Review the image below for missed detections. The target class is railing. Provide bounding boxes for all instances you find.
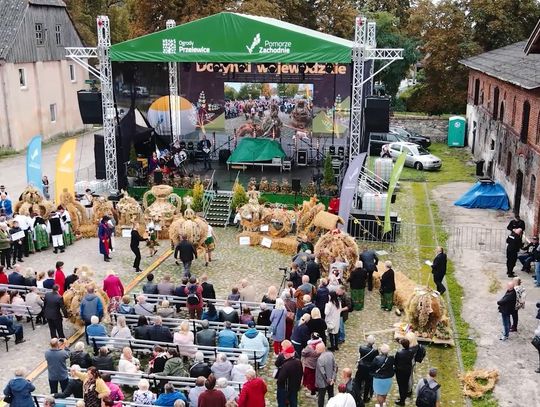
[224,171,240,228]
[361,165,387,191]
[202,169,216,218]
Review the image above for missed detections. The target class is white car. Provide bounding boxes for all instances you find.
[386,142,442,170]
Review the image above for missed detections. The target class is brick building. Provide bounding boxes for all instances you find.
[460,41,540,234]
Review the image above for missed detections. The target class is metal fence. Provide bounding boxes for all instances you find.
[349,218,508,252]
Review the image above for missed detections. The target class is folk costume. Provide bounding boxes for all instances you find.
[48,212,65,253]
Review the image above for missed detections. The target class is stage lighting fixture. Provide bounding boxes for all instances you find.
[298,63,306,73]
[325,63,334,74]
[238,63,247,72]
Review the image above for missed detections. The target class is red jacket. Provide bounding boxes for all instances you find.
[238,377,267,407]
[54,269,66,295]
[0,272,7,285]
[102,275,124,298]
[183,283,203,310]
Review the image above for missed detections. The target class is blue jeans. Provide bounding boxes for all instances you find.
[501,313,511,337]
[182,261,192,277]
[535,262,540,287]
[277,387,298,407]
[518,254,534,269]
[338,317,345,342]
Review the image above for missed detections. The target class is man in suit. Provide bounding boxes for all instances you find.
[431,247,447,294]
[130,223,147,273]
[507,213,525,232]
[174,235,197,277]
[198,134,212,170]
[0,314,25,344]
[43,284,68,339]
[148,316,173,343]
[200,274,216,299]
[359,247,378,291]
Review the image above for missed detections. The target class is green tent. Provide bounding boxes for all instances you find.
[227,138,286,163]
[110,12,353,63]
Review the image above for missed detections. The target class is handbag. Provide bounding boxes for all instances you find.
[532,335,540,350]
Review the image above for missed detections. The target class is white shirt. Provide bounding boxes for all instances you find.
[207,224,214,238]
[326,393,357,407]
[13,214,30,230]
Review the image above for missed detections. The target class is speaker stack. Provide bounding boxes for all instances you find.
[292,179,301,193]
[364,96,390,152]
[78,91,103,124]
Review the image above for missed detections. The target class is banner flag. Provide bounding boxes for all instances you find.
[338,153,367,231]
[55,139,77,203]
[383,152,406,233]
[26,135,42,191]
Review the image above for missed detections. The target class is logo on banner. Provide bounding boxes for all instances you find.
[246,33,291,54]
[162,38,210,54]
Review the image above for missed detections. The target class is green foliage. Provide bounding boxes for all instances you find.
[237,83,263,100]
[129,143,138,162]
[231,182,248,210]
[323,154,334,186]
[276,84,299,98]
[191,181,204,212]
[224,85,238,101]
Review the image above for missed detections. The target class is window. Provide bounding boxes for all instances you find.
[506,152,512,176]
[497,142,502,165]
[69,64,76,82]
[521,101,531,143]
[35,23,44,46]
[50,104,57,123]
[499,101,504,122]
[493,87,499,120]
[511,97,516,126]
[536,112,540,145]
[530,175,536,203]
[18,68,26,88]
[54,25,62,46]
[473,78,480,105]
[490,139,495,150]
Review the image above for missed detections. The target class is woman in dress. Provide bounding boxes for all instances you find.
[173,320,196,358]
[370,343,395,407]
[348,261,367,311]
[324,291,343,351]
[98,216,112,262]
[72,366,110,407]
[32,212,49,252]
[132,379,156,405]
[102,270,124,313]
[269,298,287,355]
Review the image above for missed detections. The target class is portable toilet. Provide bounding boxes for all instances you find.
[448,116,466,147]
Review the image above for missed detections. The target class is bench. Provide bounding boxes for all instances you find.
[0,325,15,351]
[0,304,38,329]
[0,284,50,295]
[32,395,159,407]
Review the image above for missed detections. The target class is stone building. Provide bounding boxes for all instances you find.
[0,0,87,150]
[460,41,540,234]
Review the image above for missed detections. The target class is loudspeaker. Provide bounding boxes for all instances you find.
[365,96,390,133]
[94,134,106,179]
[297,150,308,166]
[219,149,231,164]
[292,179,301,193]
[78,91,103,124]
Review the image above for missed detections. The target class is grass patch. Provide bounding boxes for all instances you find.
[392,111,456,119]
[0,146,17,158]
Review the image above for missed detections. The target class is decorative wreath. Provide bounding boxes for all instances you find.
[461,369,499,398]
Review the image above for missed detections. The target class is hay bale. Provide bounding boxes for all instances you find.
[78,224,97,238]
[313,211,344,230]
[314,229,358,278]
[237,232,297,255]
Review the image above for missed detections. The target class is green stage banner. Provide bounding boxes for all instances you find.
[227,138,286,163]
[111,12,353,63]
[384,153,406,234]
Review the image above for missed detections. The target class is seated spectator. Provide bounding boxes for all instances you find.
[142,273,158,295]
[148,316,173,343]
[173,277,189,298]
[217,321,238,349]
[118,346,140,373]
[198,374,226,407]
[196,319,216,346]
[148,345,169,374]
[23,267,37,287]
[216,377,238,402]
[102,373,124,406]
[157,299,175,319]
[261,285,278,305]
[132,378,156,405]
[0,266,7,285]
[239,321,270,367]
[92,346,114,371]
[190,351,212,378]
[111,315,132,339]
[173,320,196,358]
[86,315,108,347]
[256,303,271,326]
[117,295,135,315]
[8,266,25,286]
[154,383,187,407]
[219,301,239,323]
[227,286,240,308]
[70,341,92,368]
[200,274,216,299]
[157,274,174,295]
[239,307,254,325]
[163,348,187,377]
[211,353,233,380]
[10,290,25,320]
[201,301,219,322]
[237,369,267,407]
[188,376,206,407]
[134,295,155,316]
[134,315,150,340]
[36,270,46,288]
[42,269,56,289]
[53,364,83,399]
[239,279,257,303]
[230,354,251,383]
[0,288,9,307]
[24,286,44,324]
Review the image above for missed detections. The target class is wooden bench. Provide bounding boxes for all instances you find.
[32,394,159,407]
[0,325,15,351]
[0,304,38,329]
[0,284,50,295]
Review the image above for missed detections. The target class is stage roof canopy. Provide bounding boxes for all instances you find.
[110,12,354,63]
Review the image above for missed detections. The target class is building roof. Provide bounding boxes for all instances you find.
[28,0,66,5]
[0,0,27,59]
[524,19,540,55]
[460,41,540,90]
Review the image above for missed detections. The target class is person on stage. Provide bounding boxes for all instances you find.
[131,223,148,272]
[198,134,212,170]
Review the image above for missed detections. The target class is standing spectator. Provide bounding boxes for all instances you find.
[142,273,158,294]
[257,302,272,326]
[201,273,216,299]
[199,374,226,407]
[380,261,396,312]
[80,286,104,326]
[301,333,322,396]
[348,261,367,310]
[231,354,251,383]
[118,347,140,374]
[326,383,357,407]
[336,286,353,344]
[102,270,124,313]
[239,278,257,302]
[54,261,66,296]
[282,291,297,340]
[291,313,311,357]
[134,295,155,316]
[497,281,517,340]
[325,292,343,351]
[261,285,278,304]
[305,256,321,285]
[190,351,212,378]
[110,315,132,339]
[102,373,124,407]
[217,321,238,349]
[174,235,197,277]
[276,345,303,407]
[133,379,156,405]
[239,320,270,367]
[370,344,394,407]
[188,377,206,407]
[237,369,267,407]
[0,225,12,269]
[297,275,316,298]
[297,294,316,321]
[341,368,362,406]
[507,213,525,232]
[506,228,523,277]
[415,368,441,407]
[148,316,173,343]
[98,216,112,262]
[211,353,233,380]
[307,307,327,345]
[359,246,379,291]
[270,298,287,354]
[130,223,147,272]
[315,278,330,317]
[3,368,35,407]
[315,343,337,407]
[64,267,79,292]
[431,247,447,294]
[196,319,216,346]
[184,276,203,319]
[511,276,526,332]
[394,338,415,406]
[43,284,68,339]
[0,193,12,218]
[72,366,110,407]
[157,274,174,295]
[174,320,196,358]
[70,341,92,368]
[134,315,151,340]
[45,338,71,393]
[406,332,424,396]
[91,346,114,371]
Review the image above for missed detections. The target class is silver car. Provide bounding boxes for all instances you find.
[386,142,442,170]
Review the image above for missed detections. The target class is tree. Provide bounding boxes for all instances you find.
[224,85,238,100]
[237,83,262,100]
[191,181,204,212]
[233,0,285,18]
[323,154,334,187]
[260,83,272,98]
[277,83,299,98]
[231,182,248,210]
[363,0,412,22]
[315,0,357,39]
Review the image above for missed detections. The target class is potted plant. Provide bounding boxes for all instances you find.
[322,154,337,195]
[191,181,204,214]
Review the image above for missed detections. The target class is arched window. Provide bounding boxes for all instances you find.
[536,111,540,145]
[493,87,499,120]
[473,78,480,105]
[506,152,512,176]
[521,100,531,143]
[511,97,516,126]
[499,101,505,122]
[530,175,536,204]
[497,142,502,165]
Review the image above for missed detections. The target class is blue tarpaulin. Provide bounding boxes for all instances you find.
[454,182,510,210]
